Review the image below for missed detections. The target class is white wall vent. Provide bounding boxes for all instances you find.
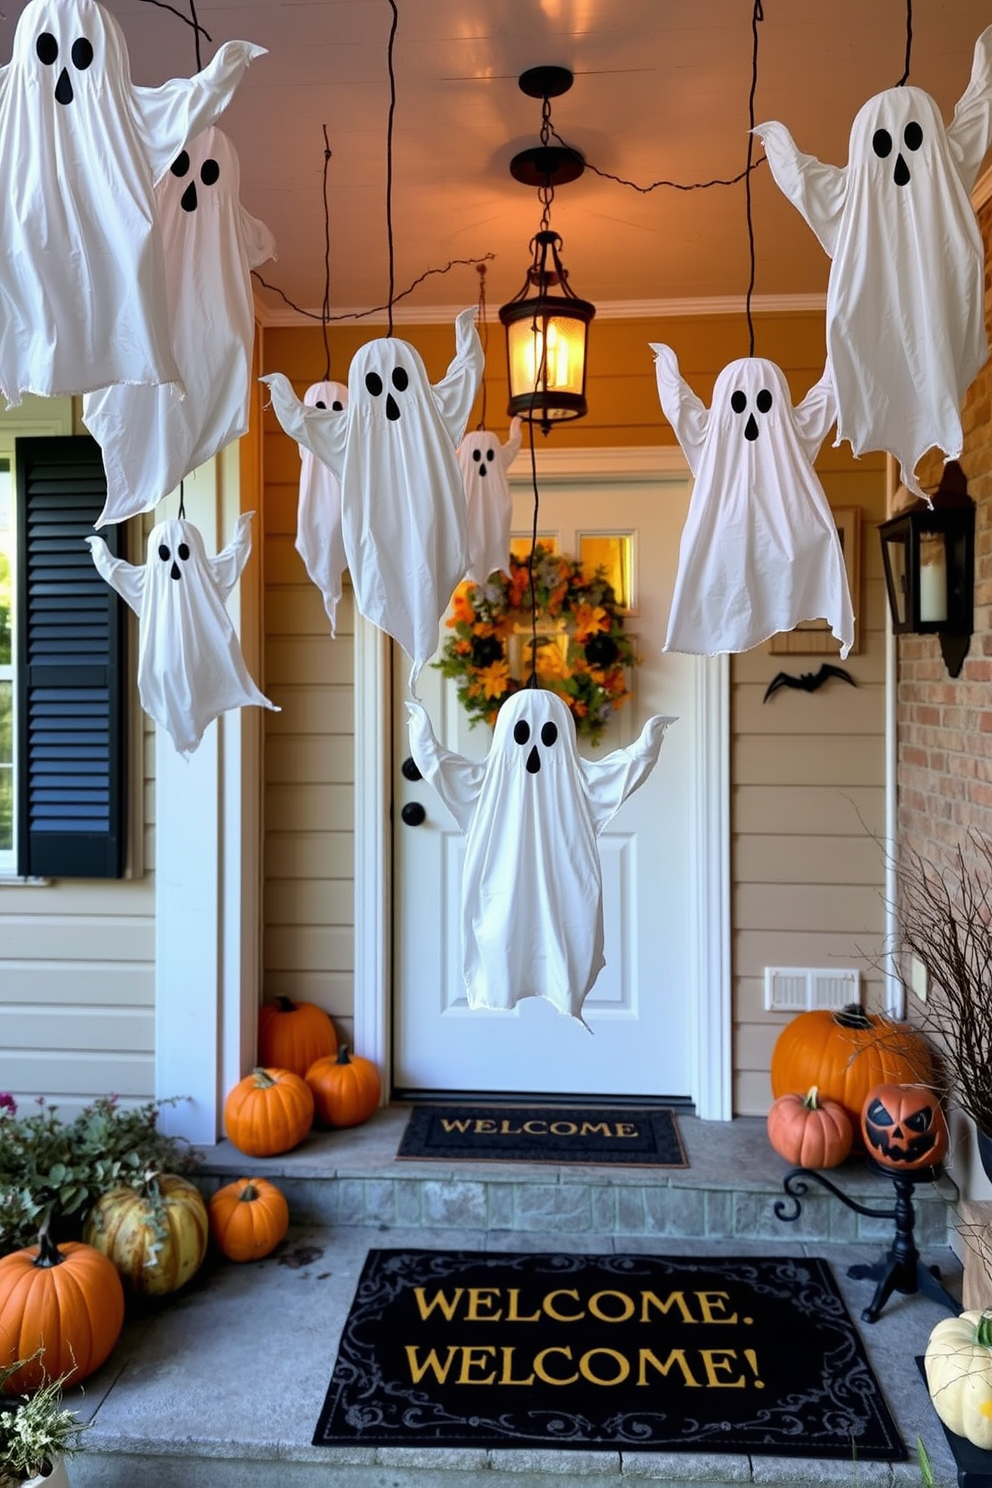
[764,967,861,1013]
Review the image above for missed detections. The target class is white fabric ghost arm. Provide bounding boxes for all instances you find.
[262,373,348,476]
[793,364,838,456]
[240,206,277,270]
[650,345,709,476]
[501,416,523,470]
[86,536,145,616]
[406,701,484,835]
[136,41,267,184]
[752,122,847,258]
[582,714,677,834]
[432,309,485,446]
[947,25,992,189]
[208,511,255,601]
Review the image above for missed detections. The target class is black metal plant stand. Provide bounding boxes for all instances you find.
[774,1161,960,1323]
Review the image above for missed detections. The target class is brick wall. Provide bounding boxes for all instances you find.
[896,195,992,878]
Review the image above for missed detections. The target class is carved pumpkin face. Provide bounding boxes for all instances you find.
[860,1082,948,1171]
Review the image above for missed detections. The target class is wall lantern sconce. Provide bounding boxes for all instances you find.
[878,460,975,677]
[499,66,596,435]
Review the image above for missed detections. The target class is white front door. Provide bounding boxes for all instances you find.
[391,446,728,1105]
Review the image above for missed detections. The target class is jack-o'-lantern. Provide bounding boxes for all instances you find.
[860,1083,949,1172]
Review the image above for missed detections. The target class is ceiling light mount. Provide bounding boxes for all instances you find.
[517,65,574,100]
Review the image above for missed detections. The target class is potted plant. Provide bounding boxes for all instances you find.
[0,1355,84,1488]
[891,832,992,1172]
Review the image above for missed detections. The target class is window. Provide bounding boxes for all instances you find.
[3,429,128,880]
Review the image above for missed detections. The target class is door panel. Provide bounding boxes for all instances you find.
[393,461,702,1098]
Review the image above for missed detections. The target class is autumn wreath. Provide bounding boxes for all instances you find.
[435,544,639,745]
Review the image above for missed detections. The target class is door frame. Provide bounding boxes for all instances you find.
[353,444,732,1119]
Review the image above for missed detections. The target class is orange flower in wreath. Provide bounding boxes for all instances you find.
[573,603,609,643]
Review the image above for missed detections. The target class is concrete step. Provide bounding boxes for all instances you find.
[67,1222,963,1488]
[192,1106,957,1246]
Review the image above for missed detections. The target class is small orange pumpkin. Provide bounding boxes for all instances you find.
[0,1229,125,1391]
[306,1045,381,1128]
[209,1177,290,1262]
[766,1086,854,1169]
[860,1083,949,1172]
[224,1067,314,1157]
[770,1003,936,1132]
[258,996,337,1078]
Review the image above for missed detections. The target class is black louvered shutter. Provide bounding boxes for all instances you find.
[16,436,127,878]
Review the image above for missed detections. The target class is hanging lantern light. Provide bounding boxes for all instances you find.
[878,461,975,677]
[499,67,596,435]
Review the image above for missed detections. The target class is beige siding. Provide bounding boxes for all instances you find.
[262,370,356,1045]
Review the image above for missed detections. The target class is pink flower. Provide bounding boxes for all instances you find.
[0,1092,17,1116]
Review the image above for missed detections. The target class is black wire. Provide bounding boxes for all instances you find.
[321,125,333,381]
[549,125,766,194]
[385,0,399,336]
[896,0,913,85]
[526,410,540,688]
[745,0,763,358]
[251,253,496,322]
[178,479,186,521]
[188,0,202,69]
[476,264,488,430]
[135,0,211,54]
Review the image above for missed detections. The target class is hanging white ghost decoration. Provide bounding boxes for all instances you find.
[87,514,278,758]
[408,690,674,1026]
[457,418,522,583]
[754,26,992,499]
[261,308,484,680]
[294,379,349,636]
[83,127,275,528]
[652,346,853,658]
[0,0,265,408]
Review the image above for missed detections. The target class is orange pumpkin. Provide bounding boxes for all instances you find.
[209,1178,290,1262]
[306,1045,381,1128]
[0,1230,125,1392]
[258,996,337,1078]
[224,1067,314,1157]
[861,1083,949,1172]
[770,1004,935,1132]
[766,1085,854,1169]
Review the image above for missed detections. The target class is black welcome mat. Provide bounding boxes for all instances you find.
[397,1103,687,1167]
[313,1250,906,1460]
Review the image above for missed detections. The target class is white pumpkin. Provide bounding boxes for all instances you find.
[924,1309,992,1449]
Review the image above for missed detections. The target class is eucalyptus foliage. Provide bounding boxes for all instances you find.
[0,1094,200,1256]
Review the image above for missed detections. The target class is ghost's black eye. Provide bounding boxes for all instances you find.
[872,128,893,159]
[391,366,409,392]
[365,372,383,397]
[332,399,343,411]
[200,158,220,187]
[472,449,481,463]
[730,390,747,414]
[486,449,495,462]
[315,400,327,409]
[158,544,171,562]
[36,33,58,65]
[71,37,93,70]
[904,121,923,152]
[755,389,773,414]
[177,543,190,562]
[513,719,531,746]
[171,151,191,178]
[541,721,558,747]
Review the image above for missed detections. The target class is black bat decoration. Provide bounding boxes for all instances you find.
[763,663,857,703]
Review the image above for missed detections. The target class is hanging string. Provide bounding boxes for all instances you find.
[177,478,186,521]
[475,263,489,429]
[744,0,763,358]
[896,0,913,85]
[135,0,211,61]
[525,405,543,689]
[252,254,496,323]
[548,124,766,195]
[385,0,399,336]
[320,125,333,381]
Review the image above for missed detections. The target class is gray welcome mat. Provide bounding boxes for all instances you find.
[313,1250,906,1459]
[397,1103,687,1167]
